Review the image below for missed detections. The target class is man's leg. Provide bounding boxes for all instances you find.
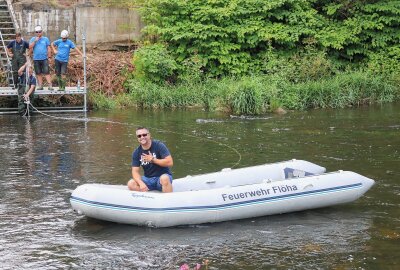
[127,179,140,191]
[34,60,43,90]
[17,84,26,115]
[11,58,19,88]
[60,61,68,90]
[160,174,173,193]
[36,75,43,89]
[42,59,53,90]
[15,57,27,88]
[55,60,63,90]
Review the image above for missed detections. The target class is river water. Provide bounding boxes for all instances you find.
[0,104,399,269]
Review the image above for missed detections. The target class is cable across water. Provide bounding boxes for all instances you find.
[25,103,242,168]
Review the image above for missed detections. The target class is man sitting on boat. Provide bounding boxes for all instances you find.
[127,127,174,192]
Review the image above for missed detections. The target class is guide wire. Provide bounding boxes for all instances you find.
[24,104,242,168]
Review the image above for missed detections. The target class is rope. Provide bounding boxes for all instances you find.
[25,101,242,168]
[27,102,89,122]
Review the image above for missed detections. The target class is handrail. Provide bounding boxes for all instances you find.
[0,29,14,87]
[6,0,20,33]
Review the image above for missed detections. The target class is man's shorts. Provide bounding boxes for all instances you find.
[34,59,49,75]
[55,59,68,76]
[142,174,173,191]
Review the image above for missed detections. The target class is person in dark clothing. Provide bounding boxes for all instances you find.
[7,33,29,88]
[127,127,174,193]
[17,62,36,115]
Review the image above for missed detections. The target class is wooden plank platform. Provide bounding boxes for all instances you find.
[0,87,87,96]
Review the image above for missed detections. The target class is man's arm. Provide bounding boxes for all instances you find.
[141,148,173,167]
[47,44,52,58]
[131,166,149,192]
[51,42,57,55]
[7,42,13,58]
[7,48,13,58]
[18,62,29,76]
[29,37,38,50]
[23,84,36,100]
[73,46,84,58]
[152,154,173,167]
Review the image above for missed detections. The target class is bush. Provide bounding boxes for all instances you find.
[132,44,178,83]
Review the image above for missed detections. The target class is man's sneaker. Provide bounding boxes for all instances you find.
[48,86,54,91]
[37,86,43,90]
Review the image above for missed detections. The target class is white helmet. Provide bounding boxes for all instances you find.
[34,25,42,32]
[61,30,69,38]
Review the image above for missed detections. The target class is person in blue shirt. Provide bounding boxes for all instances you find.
[51,30,83,90]
[127,127,174,193]
[29,25,53,90]
[7,33,29,88]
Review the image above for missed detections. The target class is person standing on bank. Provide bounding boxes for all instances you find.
[29,25,53,90]
[51,30,83,90]
[7,33,29,88]
[127,127,174,193]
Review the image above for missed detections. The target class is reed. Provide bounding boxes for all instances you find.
[91,71,399,114]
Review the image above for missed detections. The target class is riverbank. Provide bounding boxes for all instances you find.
[90,71,400,114]
[1,49,398,114]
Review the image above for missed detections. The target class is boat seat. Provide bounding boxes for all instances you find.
[284,167,315,179]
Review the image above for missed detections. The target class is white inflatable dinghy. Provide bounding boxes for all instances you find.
[70,159,375,227]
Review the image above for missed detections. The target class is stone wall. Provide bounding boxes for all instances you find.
[11,1,142,45]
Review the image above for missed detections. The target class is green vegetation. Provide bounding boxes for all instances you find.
[134,0,400,76]
[91,72,399,114]
[93,0,400,114]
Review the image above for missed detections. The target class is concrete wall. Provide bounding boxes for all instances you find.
[12,3,142,45]
[75,7,143,45]
[14,6,75,42]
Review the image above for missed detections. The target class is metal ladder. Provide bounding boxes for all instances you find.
[0,0,18,88]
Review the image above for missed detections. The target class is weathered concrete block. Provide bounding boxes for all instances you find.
[12,2,142,45]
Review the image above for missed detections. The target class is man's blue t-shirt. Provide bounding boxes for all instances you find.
[131,140,172,178]
[54,39,75,62]
[19,73,37,87]
[29,37,50,60]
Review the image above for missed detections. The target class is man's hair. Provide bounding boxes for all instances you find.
[15,33,21,38]
[136,126,149,132]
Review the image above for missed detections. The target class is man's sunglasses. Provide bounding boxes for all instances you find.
[35,31,42,33]
[137,133,148,138]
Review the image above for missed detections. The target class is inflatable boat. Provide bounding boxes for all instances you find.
[70,160,375,227]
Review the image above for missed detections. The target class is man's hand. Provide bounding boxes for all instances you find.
[141,152,154,163]
[138,182,149,192]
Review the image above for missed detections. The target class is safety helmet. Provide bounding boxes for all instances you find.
[34,25,42,32]
[61,30,69,38]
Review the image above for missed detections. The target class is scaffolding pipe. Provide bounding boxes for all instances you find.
[82,31,87,112]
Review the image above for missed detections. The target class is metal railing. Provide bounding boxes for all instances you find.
[6,0,20,33]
